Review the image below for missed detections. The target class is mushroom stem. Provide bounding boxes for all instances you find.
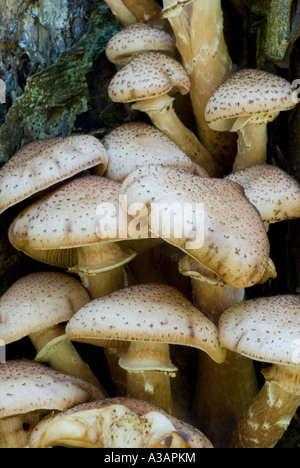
[132,95,220,176]
[30,325,102,389]
[104,0,137,26]
[0,412,43,448]
[119,342,178,415]
[104,0,165,29]
[231,365,300,448]
[233,124,268,172]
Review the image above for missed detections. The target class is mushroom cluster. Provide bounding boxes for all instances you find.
[0,0,299,449]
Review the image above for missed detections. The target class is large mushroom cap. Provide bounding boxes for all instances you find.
[8,175,136,270]
[101,122,209,182]
[106,23,176,65]
[0,359,105,419]
[205,69,297,132]
[29,397,214,448]
[66,283,227,364]
[121,164,270,288]
[219,295,300,366]
[0,272,90,344]
[108,51,190,103]
[226,164,300,224]
[0,135,108,215]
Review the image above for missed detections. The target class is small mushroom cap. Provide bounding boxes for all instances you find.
[8,175,136,269]
[101,121,209,182]
[29,397,214,448]
[66,283,226,364]
[226,164,300,223]
[106,23,176,65]
[0,272,90,344]
[0,135,108,215]
[205,69,297,132]
[121,164,270,288]
[108,51,190,103]
[0,359,105,419]
[219,295,300,366]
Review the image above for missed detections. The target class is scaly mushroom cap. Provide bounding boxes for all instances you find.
[219,295,300,366]
[226,164,300,224]
[0,135,108,215]
[106,23,176,65]
[8,175,136,269]
[121,164,270,288]
[205,69,297,132]
[0,272,90,344]
[101,122,209,182]
[66,283,227,364]
[29,397,214,448]
[0,359,105,419]
[108,51,191,103]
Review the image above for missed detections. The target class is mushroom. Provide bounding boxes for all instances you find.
[0,271,101,388]
[205,69,297,172]
[219,295,300,448]
[225,164,300,226]
[66,283,227,416]
[108,51,220,176]
[162,0,237,167]
[104,0,166,29]
[0,135,108,216]
[29,397,214,448]
[0,359,105,448]
[8,175,137,300]
[106,23,176,66]
[98,121,209,182]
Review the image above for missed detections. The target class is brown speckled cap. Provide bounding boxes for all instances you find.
[0,359,105,419]
[0,135,108,215]
[219,295,300,366]
[108,51,190,103]
[0,272,90,344]
[205,69,296,132]
[226,164,300,224]
[29,397,214,448]
[100,121,209,182]
[66,283,227,364]
[106,23,176,65]
[121,164,270,288]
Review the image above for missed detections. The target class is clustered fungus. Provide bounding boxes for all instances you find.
[0,0,299,450]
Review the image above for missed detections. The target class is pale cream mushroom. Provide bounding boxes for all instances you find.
[108,52,220,176]
[29,397,214,448]
[226,164,300,226]
[0,135,108,215]
[162,0,236,167]
[106,23,176,66]
[66,283,226,417]
[8,175,137,300]
[0,272,101,388]
[219,295,300,448]
[104,0,166,29]
[205,69,297,172]
[0,359,105,448]
[99,121,209,182]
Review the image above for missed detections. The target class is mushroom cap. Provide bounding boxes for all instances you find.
[225,164,300,224]
[121,164,270,288]
[0,359,105,419]
[0,135,108,215]
[0,272,90,344]
[29,397,214,448]
[101,121,209,182]
[106,23,176,65]
[8,175,136,269]
[219,295,300,366]
[108,51,191,103]
[66,283,227,364]
[205,69,297,132]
